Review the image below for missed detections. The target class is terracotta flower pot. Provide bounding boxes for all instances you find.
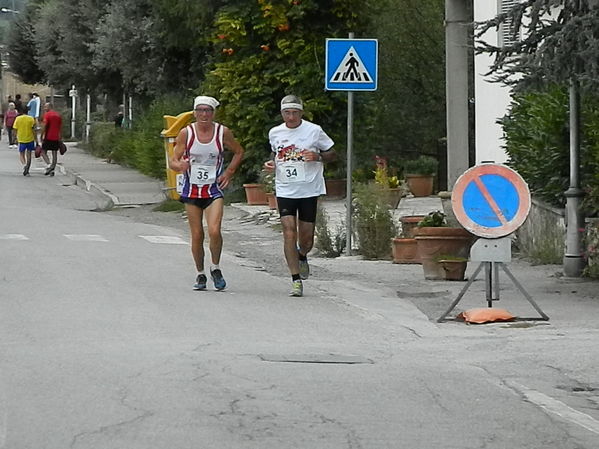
[399,215,425,238]
[384,187,403,209]
[243,183,268,205]
[325,178,346,199]
[391,237,420,264]
[439,259,468,281]
[266,192,278,210]
[414,227,475,280]
[405,174,434,197]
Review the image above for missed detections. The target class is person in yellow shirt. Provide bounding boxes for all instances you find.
[13,114,38,176]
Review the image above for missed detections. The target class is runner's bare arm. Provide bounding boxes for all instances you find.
[169,128,190,173]
[218,126,244,189]
[300,147,336,162]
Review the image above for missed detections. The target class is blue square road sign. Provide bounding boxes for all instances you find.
[325,39,378,91]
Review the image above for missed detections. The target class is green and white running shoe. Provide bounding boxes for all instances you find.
[289,280,303,297]
[298,253,310,280]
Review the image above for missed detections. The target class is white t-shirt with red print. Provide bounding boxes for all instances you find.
[268,119,334,198]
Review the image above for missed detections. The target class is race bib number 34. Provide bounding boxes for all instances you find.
[190,164,216,185]
[277,161,306,183]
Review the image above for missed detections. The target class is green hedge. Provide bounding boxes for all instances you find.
[87,96,189,180]
[501,86,599,215]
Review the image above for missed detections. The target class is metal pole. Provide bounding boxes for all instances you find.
[128,95,133,128]
[345,32,355,256]
[563,78,585,276]
[445,0,470,189]
[70,84,76,139]
[85,94,91,143]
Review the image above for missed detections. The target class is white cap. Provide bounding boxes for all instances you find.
[193,96,220,110]
[280,94,303,111]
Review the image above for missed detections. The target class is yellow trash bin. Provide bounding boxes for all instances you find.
[161,111,194,200]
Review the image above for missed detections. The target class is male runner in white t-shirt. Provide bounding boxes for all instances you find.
[264,95,336,297]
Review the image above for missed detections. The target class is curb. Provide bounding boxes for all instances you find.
[56,164,117,211]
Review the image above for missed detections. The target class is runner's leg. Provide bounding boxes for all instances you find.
[185,203,205,272]
[297,220,315,257]
[281,215,300,275]
[203,198,224,266]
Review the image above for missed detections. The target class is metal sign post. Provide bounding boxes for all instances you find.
[325,35,378,255]
[69,85,77,139]
[438,163,549,322]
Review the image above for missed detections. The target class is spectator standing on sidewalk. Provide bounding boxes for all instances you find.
[14,94,25,115]
[4,102,19,147]
[40,103,62,176]
[26,93,41,121]
[13,112,38,176]
[169,95,244,291]
[114,104,125,128]
[263,95,336,297]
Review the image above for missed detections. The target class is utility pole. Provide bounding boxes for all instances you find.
[563,0,585,277]
[445,0,471,189]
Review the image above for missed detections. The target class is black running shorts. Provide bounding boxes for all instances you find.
[42,139,60,151]
[277,196,319,223]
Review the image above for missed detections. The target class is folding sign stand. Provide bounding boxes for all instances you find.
[437,237,550,322]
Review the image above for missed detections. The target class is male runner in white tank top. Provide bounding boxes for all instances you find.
[170,95,244,291]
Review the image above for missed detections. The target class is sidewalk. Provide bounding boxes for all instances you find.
[56,143,599,328]
[56,142,166,209]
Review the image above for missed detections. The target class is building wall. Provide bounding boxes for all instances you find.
[474,1,512,165]
[1,70,54,108]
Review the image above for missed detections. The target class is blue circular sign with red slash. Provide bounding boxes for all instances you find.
[451,164,531,238]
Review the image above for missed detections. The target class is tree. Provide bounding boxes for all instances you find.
[363,0,446,168]
[6,1,45,85]
[203,0,375,181]
[476,0,599,89]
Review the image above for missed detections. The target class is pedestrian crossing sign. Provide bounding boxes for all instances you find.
[325,39,378,91]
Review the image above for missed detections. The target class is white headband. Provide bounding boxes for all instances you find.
[281,103,303,111]
[193,96,220,110]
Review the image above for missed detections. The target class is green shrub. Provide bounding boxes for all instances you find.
[91,95,189,179]
[315,205,346,258]
[501,86,570,208]
[88,122,121,159]
[404,155,438,176]
[352,182,396,259]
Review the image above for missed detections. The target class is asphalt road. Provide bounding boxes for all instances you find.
[1,144,599,448]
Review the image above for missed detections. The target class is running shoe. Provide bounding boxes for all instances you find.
[211,269,227,291]
[45,167,54,176]
[298,253,310,280]
[22,167,29,176]
[289,280,303,297]
[193,274,207,290]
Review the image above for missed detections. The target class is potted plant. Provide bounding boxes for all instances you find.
[437,255,468,281]
[391,234,420,264]
[414,211,475,280]
[324,163,347,199]
[391,215,425,264]
[373,156,403,208]
[243,172,269,206]
[404,155,438,197]
[260,171,277,209]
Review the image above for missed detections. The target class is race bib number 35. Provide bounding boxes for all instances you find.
[277,161,306,183]
[190,164,217,185]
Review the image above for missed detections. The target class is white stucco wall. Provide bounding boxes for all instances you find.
[474,2,512,165]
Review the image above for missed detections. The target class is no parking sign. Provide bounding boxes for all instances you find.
[451,164,531,239]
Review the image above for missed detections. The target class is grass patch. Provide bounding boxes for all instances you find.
[153,199,185,212]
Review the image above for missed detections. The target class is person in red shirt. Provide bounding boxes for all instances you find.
[41,102,62,176]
